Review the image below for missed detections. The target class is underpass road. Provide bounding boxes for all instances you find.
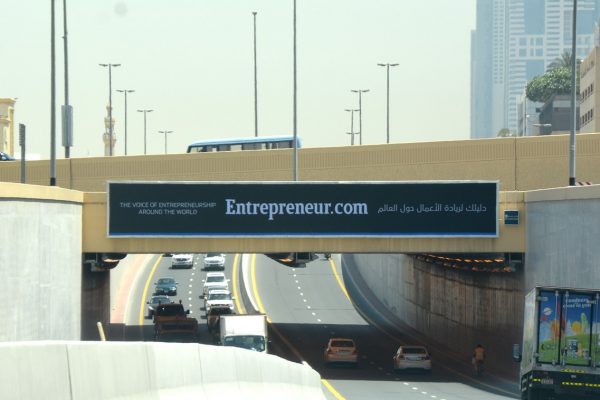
[117,253,518,399]
[252,254,518,400]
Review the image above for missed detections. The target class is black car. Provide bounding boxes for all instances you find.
[154,277,178,296]
[146,295,173,318]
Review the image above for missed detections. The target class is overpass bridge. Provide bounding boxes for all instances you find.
[2,134,600,398]
[4,133,600,254]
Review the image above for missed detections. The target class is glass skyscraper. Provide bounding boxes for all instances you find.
[471,0,600,138]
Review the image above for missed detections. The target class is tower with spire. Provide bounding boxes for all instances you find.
[103,103,117,156]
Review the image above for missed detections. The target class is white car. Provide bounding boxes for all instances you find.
[203,253,226,270]
[202,272,229,297]
[204,289,234,313]
[393,345,432,373]
[171,253,194,269]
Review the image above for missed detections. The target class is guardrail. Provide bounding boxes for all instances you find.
[0,341,325,400]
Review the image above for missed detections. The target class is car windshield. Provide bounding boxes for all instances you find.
[224,335,265,352]
[206,253,222,257]
[151,296,170,304]
[402,347,427,354]
[206,276,225,283]
[157,278,175,285]
[331,340,354,348]
[209,293,231,300]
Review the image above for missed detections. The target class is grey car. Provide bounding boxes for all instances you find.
[154,277,178,296]
[146,295,173,318]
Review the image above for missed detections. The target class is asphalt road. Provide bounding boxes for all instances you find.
[119,253,520,400]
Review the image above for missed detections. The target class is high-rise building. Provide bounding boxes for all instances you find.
[471,0,600,139]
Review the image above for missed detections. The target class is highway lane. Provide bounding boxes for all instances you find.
[118,252,518,399]
[123,253,236,343]
[251,254,518,400]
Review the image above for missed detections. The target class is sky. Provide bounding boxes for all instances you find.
[1,0,476,159]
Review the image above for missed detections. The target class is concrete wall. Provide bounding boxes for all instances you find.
[344,253,523,376]
[2,133,600,193]
[524,185,600,291]
[0,341,325,400]
[343,185,600,380]
[0,183,83,340]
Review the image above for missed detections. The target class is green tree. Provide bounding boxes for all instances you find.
[496,128,513,137]
[547,51,574,71]
[526,67,573,103]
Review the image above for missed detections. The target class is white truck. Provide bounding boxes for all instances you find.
[514,286,600,400]
[219,314,268,353]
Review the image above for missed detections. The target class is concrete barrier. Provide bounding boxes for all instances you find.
[0,341,325,400]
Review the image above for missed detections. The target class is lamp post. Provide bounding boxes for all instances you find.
[345,109,359,146]
[116,89,134,155]
[569,0,578,186]
[99,63,121,156]
[292,0,298,181]
[351,89,369,145]
[377,63,398,144]
[50,0,56,186]
[62,0,72,159]
[137,109,153,155]
[253,11,258,137]
[158,130,173,154]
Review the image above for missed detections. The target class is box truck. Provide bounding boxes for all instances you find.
[220,314,268,353]
[514,286,600,399]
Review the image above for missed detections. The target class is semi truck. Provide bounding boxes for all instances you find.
[153,302,198,342]
[219,314,268,353]
[514,286,600,399]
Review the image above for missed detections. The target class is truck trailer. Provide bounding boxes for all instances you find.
[514,286,600,399]
[219,314,268,353]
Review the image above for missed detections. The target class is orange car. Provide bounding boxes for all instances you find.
[324,338,358,366]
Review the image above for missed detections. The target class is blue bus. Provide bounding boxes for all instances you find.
[186,135,301,153]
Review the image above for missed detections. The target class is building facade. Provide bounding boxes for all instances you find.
[580,46,600,132]
[471,0,600,139]
[0,98,16,156]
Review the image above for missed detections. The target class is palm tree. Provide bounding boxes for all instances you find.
[547,52,571,71]
[546,51,578,72]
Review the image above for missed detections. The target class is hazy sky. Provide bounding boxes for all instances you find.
[2,1,475,159]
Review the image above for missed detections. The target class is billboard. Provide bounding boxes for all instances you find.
[107,181,498,238]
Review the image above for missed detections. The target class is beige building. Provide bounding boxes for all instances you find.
[580,47,600,133]
[0,98,16,156]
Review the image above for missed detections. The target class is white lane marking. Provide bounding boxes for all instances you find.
[295,280,299,283]
[317,319,321,322]
[303,299,307,303]
[311,312,316,316]
[297,286,301,290]
[299,293,304,296]
[307,305,311,309]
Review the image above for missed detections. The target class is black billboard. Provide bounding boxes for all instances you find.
[107,181,498,238]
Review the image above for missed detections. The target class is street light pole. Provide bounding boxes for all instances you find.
[293,0,298,181]
[99,63,121,156]
[50,0,56,186]
[62,0,72,159]
[351,89,369,145]
[345,109,359,146]
[569,0,578,186]
[116,89,134,155]
[377,63,398,144]
[158,130,174,154]
[253,11,258,137]
[137,109,153,155]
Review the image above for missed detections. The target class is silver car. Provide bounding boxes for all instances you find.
[393,345,432,373]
